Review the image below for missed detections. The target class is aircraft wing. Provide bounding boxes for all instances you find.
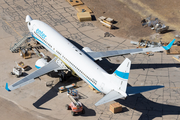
[86,39,175,60]
[6,57,67,91]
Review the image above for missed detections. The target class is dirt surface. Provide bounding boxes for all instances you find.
[82,0,180,42]
[0,97,58,120]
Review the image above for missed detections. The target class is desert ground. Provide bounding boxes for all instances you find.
[83,0,180,42]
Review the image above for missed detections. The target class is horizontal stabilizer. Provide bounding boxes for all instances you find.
[126,85,164,96]
[95,90,125,106]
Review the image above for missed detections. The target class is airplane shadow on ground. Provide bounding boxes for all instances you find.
[115,93,180,120]
[98,59,180,119]
[99,59,180,119]
[33,76,80,110]
[97,58,180,73]
[33,80,60,110]
[33,76,96,116]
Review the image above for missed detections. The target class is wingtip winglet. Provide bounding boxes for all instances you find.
[163,39,175,50]
[5,83,11,92]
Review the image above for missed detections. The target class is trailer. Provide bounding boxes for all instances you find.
[11,67,23,77]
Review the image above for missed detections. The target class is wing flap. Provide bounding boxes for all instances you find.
[87,39,175,60]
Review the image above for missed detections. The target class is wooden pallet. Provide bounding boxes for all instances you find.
[75,5,92,13]
[100,20,112,29]
[88,85,100,93]
[19,49,31,59]
[67,0,83,6]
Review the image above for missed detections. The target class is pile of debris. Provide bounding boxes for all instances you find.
[131,39,163,48]
[104,32,115,37]
[141,15,169,33]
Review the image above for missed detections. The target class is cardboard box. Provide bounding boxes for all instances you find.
[110,102,122,113]
[77,12,91,22]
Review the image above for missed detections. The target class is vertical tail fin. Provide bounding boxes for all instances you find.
[113,58,131,92]
[95,58,131,106]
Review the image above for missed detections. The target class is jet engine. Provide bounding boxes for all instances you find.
[35,58,48,69]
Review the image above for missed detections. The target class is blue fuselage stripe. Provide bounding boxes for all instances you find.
[32,34,52,52]
[114,70,129,79]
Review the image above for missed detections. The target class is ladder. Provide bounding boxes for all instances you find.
[10,35,31,53]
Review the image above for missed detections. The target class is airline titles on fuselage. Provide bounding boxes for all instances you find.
[34,29,52,48]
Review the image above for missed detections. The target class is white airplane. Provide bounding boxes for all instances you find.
[6,15,175,106]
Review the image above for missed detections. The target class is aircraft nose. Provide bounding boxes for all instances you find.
[25,15,33,22]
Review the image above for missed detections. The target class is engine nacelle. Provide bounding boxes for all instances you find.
[35,58,48,69]
[82,47,93,52]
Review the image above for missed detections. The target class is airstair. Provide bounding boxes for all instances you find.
[10,33,31,53]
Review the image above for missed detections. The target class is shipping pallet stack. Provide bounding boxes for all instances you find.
[66,0,93,22]
[88,85,100,93]
[98,16,114,29]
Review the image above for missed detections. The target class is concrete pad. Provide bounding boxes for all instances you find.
[0,0,180,120]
